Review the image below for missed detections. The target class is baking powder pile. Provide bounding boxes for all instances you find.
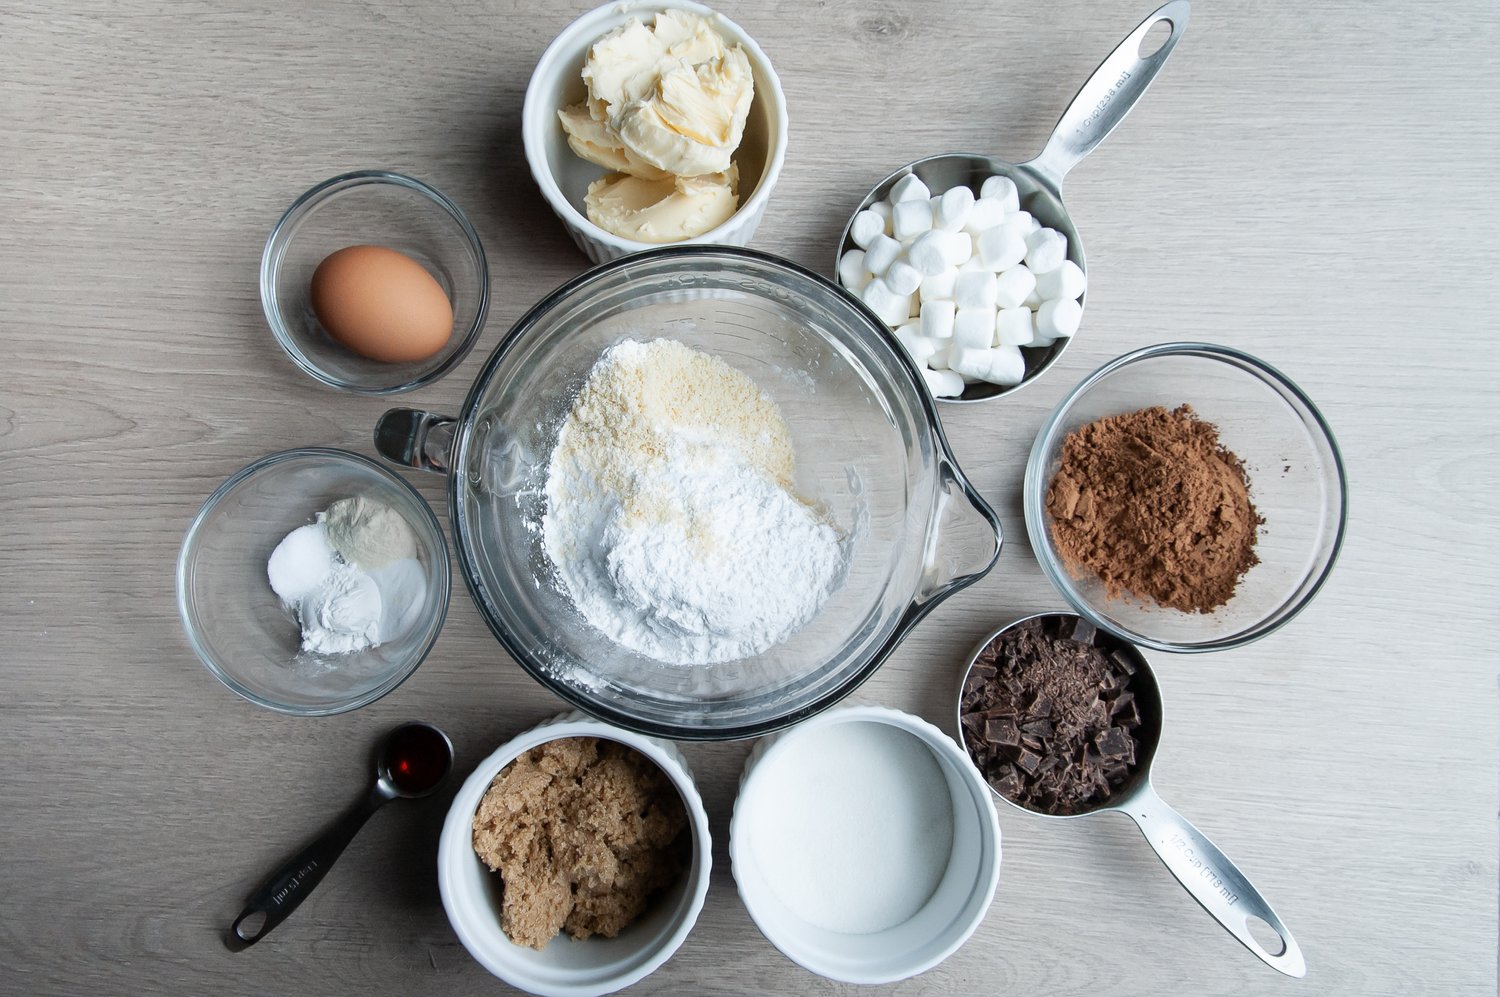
[541,339,843,665]
[267,496,427,655]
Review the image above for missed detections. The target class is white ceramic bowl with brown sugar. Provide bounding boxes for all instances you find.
[521,0,788,264]
[437,712,712,997]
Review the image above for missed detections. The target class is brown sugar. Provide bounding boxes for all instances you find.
[472,736,689,950]
[1045,404,1262,614]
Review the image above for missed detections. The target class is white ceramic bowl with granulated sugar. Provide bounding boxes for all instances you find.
[522,0,788,264]
[438,712,712,997]
[729,705,1001,984]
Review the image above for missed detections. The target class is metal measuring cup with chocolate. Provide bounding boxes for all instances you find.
[957,613,1305,977]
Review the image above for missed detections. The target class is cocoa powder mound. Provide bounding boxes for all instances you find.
[1045,404,1262,613]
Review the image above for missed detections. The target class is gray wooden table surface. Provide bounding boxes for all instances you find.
[4,1,1496,994]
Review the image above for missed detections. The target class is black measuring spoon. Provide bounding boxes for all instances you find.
[228,721,454,948]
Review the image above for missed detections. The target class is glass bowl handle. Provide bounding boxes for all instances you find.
[375,409,456,474]
[897,454,1002,638]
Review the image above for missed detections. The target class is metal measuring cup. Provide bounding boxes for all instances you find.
[956,613,1306,977]
[837,1,1189,403]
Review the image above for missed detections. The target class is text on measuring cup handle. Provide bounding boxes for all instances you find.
[1072,70,1132,138]
[1161,830,1240,907]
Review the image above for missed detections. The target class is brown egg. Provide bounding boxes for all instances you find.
[310,245,454,363]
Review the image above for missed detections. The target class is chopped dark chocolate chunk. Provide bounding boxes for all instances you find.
[985,717,1021,747]
[1015,748,1044,776]
[1095,727,1132,758]
[959,616,1147,816]
[1020,719,1054,738]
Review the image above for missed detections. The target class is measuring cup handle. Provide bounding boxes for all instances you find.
[1123,784,1306,978]
[1024,0,1190,189]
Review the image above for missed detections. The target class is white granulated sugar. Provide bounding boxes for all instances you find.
[745,721,955,934]
[542,338,844,665]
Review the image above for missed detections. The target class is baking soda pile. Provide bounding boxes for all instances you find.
[541,339,844,665]
[839,173,1086,396]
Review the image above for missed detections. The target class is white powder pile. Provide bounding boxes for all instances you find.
[743,721,955,934]
[542,338,843,665]
[266,497,427,655]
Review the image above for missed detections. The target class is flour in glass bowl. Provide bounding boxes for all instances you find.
[541,338,844,665]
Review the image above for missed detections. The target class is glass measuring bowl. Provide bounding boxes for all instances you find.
[376,247,1002,740]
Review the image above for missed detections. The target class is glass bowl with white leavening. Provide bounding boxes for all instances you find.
[177,449,451,715]
[373,247,1002,740]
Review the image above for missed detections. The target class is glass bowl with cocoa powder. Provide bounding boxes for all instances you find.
[1024,343,1347,653]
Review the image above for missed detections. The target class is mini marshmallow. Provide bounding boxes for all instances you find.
[954,270,998,310]
[850,210,885,249]
[996,215,1030,245]
[928,341,952,369]
[990,345,1028,385]
[923,367,965,397]
[996,306,1036,346]
[1025,228,1067,274]
[1009,210,1040,234]
[980,175,1020,213]
[838,249,867,288]
[861,277,911,327]
[871,200,893,226]
[1023,286,1043,309]
[885,260,921,296]
[919,268,958,301]
[895,324,940,364]
[959,255,988,273]
[995,266,1037,309]
[905,231,950,276]
[952,345,1025,386]
[1034,259,1085,301]
[1035,297,1082,339]
[977,226,1027,271]
[941,230,973,267]
[953,307,997,350]
[964,197,1009,235]
[948,347,992,380]
[864,234,901,277]
[892,199,933,240]
[935,185,976,231]
[890,173,931,204]
[920,298,956,339]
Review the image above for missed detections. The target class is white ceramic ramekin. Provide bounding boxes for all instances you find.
[521,0,788,264]
[729,705,1002,985]
[438,712,712,997]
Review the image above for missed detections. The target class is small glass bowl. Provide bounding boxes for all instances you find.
[260,171,489,394]
[1024,343,1347,653]
[177,448,451,715]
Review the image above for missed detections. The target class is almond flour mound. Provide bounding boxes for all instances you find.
[551,337,795,492]
[541,339,844,664]
[471,736,689,950]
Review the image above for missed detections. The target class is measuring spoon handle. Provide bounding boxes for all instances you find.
[1124,784,1306,977]
[228,786,389,948]
[1026,0,1190,188]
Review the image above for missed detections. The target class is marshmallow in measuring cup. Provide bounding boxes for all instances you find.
[840,171,1084,395]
